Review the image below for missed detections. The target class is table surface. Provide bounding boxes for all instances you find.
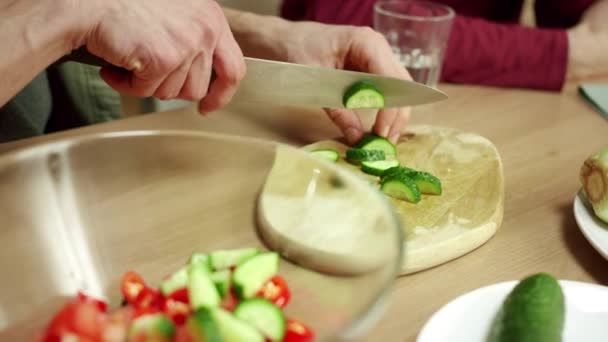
[2,83,607,341]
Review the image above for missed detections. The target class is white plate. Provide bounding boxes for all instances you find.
[574,190,608,260]
[417,280,608,342]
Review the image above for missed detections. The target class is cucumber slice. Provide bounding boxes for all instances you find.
[210,269,232,298]
[160,266,188,296]
[361,160,400,177]
[212,307,265,342]
[343,80,385,109]
[210,248,259,270]
[354,134,397,156]
[234,299,286,341]
[411,171,442,195]
[188,262,221,309]
[128,313,175,341]
[189,253,211,269]
[381,174,421,203]
[345,148,385,164]
[310,149,339,162]
[233,252,279,299]
[187,308,222,342]
[381,165,417,179]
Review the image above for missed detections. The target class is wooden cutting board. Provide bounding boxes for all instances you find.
[303,125,505,275]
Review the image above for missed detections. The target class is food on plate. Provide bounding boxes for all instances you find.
[37,248,314,342]
[487,273,565,342]
[580,146,608,223]
[309,149,339,162]
[342,80,385,109]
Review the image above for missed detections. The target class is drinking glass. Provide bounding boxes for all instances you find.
[374,0,455,88]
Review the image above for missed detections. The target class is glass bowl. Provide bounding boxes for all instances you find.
[0,130,402,341]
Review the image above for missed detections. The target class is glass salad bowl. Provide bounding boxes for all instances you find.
[0,130,402,341]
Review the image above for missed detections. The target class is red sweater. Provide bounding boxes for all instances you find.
[281,0,596,91]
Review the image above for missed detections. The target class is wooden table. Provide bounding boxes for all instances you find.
[1,83,607,341]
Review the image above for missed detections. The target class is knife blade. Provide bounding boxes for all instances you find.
[61,49,447,108]
[234,58,447,109]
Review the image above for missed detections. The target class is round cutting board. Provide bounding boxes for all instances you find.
[304,125,505,275]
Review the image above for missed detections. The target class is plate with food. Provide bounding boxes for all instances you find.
[418,273,608,342]
[576,146,608,260]
[295,126,505,275]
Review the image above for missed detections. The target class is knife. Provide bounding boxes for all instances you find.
[60,48,447,109]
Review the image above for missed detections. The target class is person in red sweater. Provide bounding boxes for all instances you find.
[281,0,608,91]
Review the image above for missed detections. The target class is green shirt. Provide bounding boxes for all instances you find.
[0,62,121,143]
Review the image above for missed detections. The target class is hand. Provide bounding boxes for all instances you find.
[84,0,246,113]
[279,22,412,145]
[567,0,608,81]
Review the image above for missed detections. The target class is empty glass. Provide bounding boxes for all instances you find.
[374,0,455,88]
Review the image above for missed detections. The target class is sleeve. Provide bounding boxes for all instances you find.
[441,15,568,91]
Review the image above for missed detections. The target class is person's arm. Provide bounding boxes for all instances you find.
[441,15,568,91]
[223,7,411,145]
[1,0,245,113]
[0,0,88,107]
[566,0,608,81]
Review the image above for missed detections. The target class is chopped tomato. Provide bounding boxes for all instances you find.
[134,287,163,310]
[77,291,108,312]
[167,288,189,304]
[174,325,195,342]
[42,300,105,342]
[257,275,291,308]
[121,271,146,305]
[133,306,162,319]
[163,297,191,325]
[221,288,239,312]
[283,319,315,342]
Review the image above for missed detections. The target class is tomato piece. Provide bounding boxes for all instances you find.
[77,291,108,312]
[167,288,189,304]
[220,288,239,312]
[132,306,163,321]
[135,287,163,310]
[174,325,195,342]
[257,276,291,308]
[283,319,315,342]
[43,300,105,342]
[163,297,191,325]
[121,271,146,305]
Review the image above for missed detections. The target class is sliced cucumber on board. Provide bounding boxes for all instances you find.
[345,148,385,164]
[361,159,400,176]
[354,134,397,156]
[381,174,421,203]
[309,149,340,162]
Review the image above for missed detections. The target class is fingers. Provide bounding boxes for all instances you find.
[324,108,364,144]
[154,55,195,100]
[180,52,213,101]
[350,27,413,143]
[199,30,245,113]
[387,108,410,144]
